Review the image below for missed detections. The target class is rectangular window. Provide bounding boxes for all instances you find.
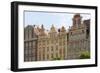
[47,47,49,52]
[47,54,49,60]
[51,53,53,58]
[51,46,53,51]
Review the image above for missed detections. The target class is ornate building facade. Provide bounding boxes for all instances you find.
[67,14,90,59]
[24,25,67,61]
[37,25,67,61]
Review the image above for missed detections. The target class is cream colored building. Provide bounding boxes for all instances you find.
[37,25,67,61]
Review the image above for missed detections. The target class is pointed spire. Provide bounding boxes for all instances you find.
[50,24,56,32]
[51,24,55,30]
[33,25,35,27]
[41,24,45,31]
[41,24,44,29]
[52,24,54,27]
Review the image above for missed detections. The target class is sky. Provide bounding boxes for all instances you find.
[24,11,91,30]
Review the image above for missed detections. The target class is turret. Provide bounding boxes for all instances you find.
[72,14,82,27]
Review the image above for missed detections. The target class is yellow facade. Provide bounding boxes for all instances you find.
[37,25,67,61]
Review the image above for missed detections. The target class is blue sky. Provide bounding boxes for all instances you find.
[24,11,90,30]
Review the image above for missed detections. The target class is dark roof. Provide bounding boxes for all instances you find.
[74,14,80,18]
